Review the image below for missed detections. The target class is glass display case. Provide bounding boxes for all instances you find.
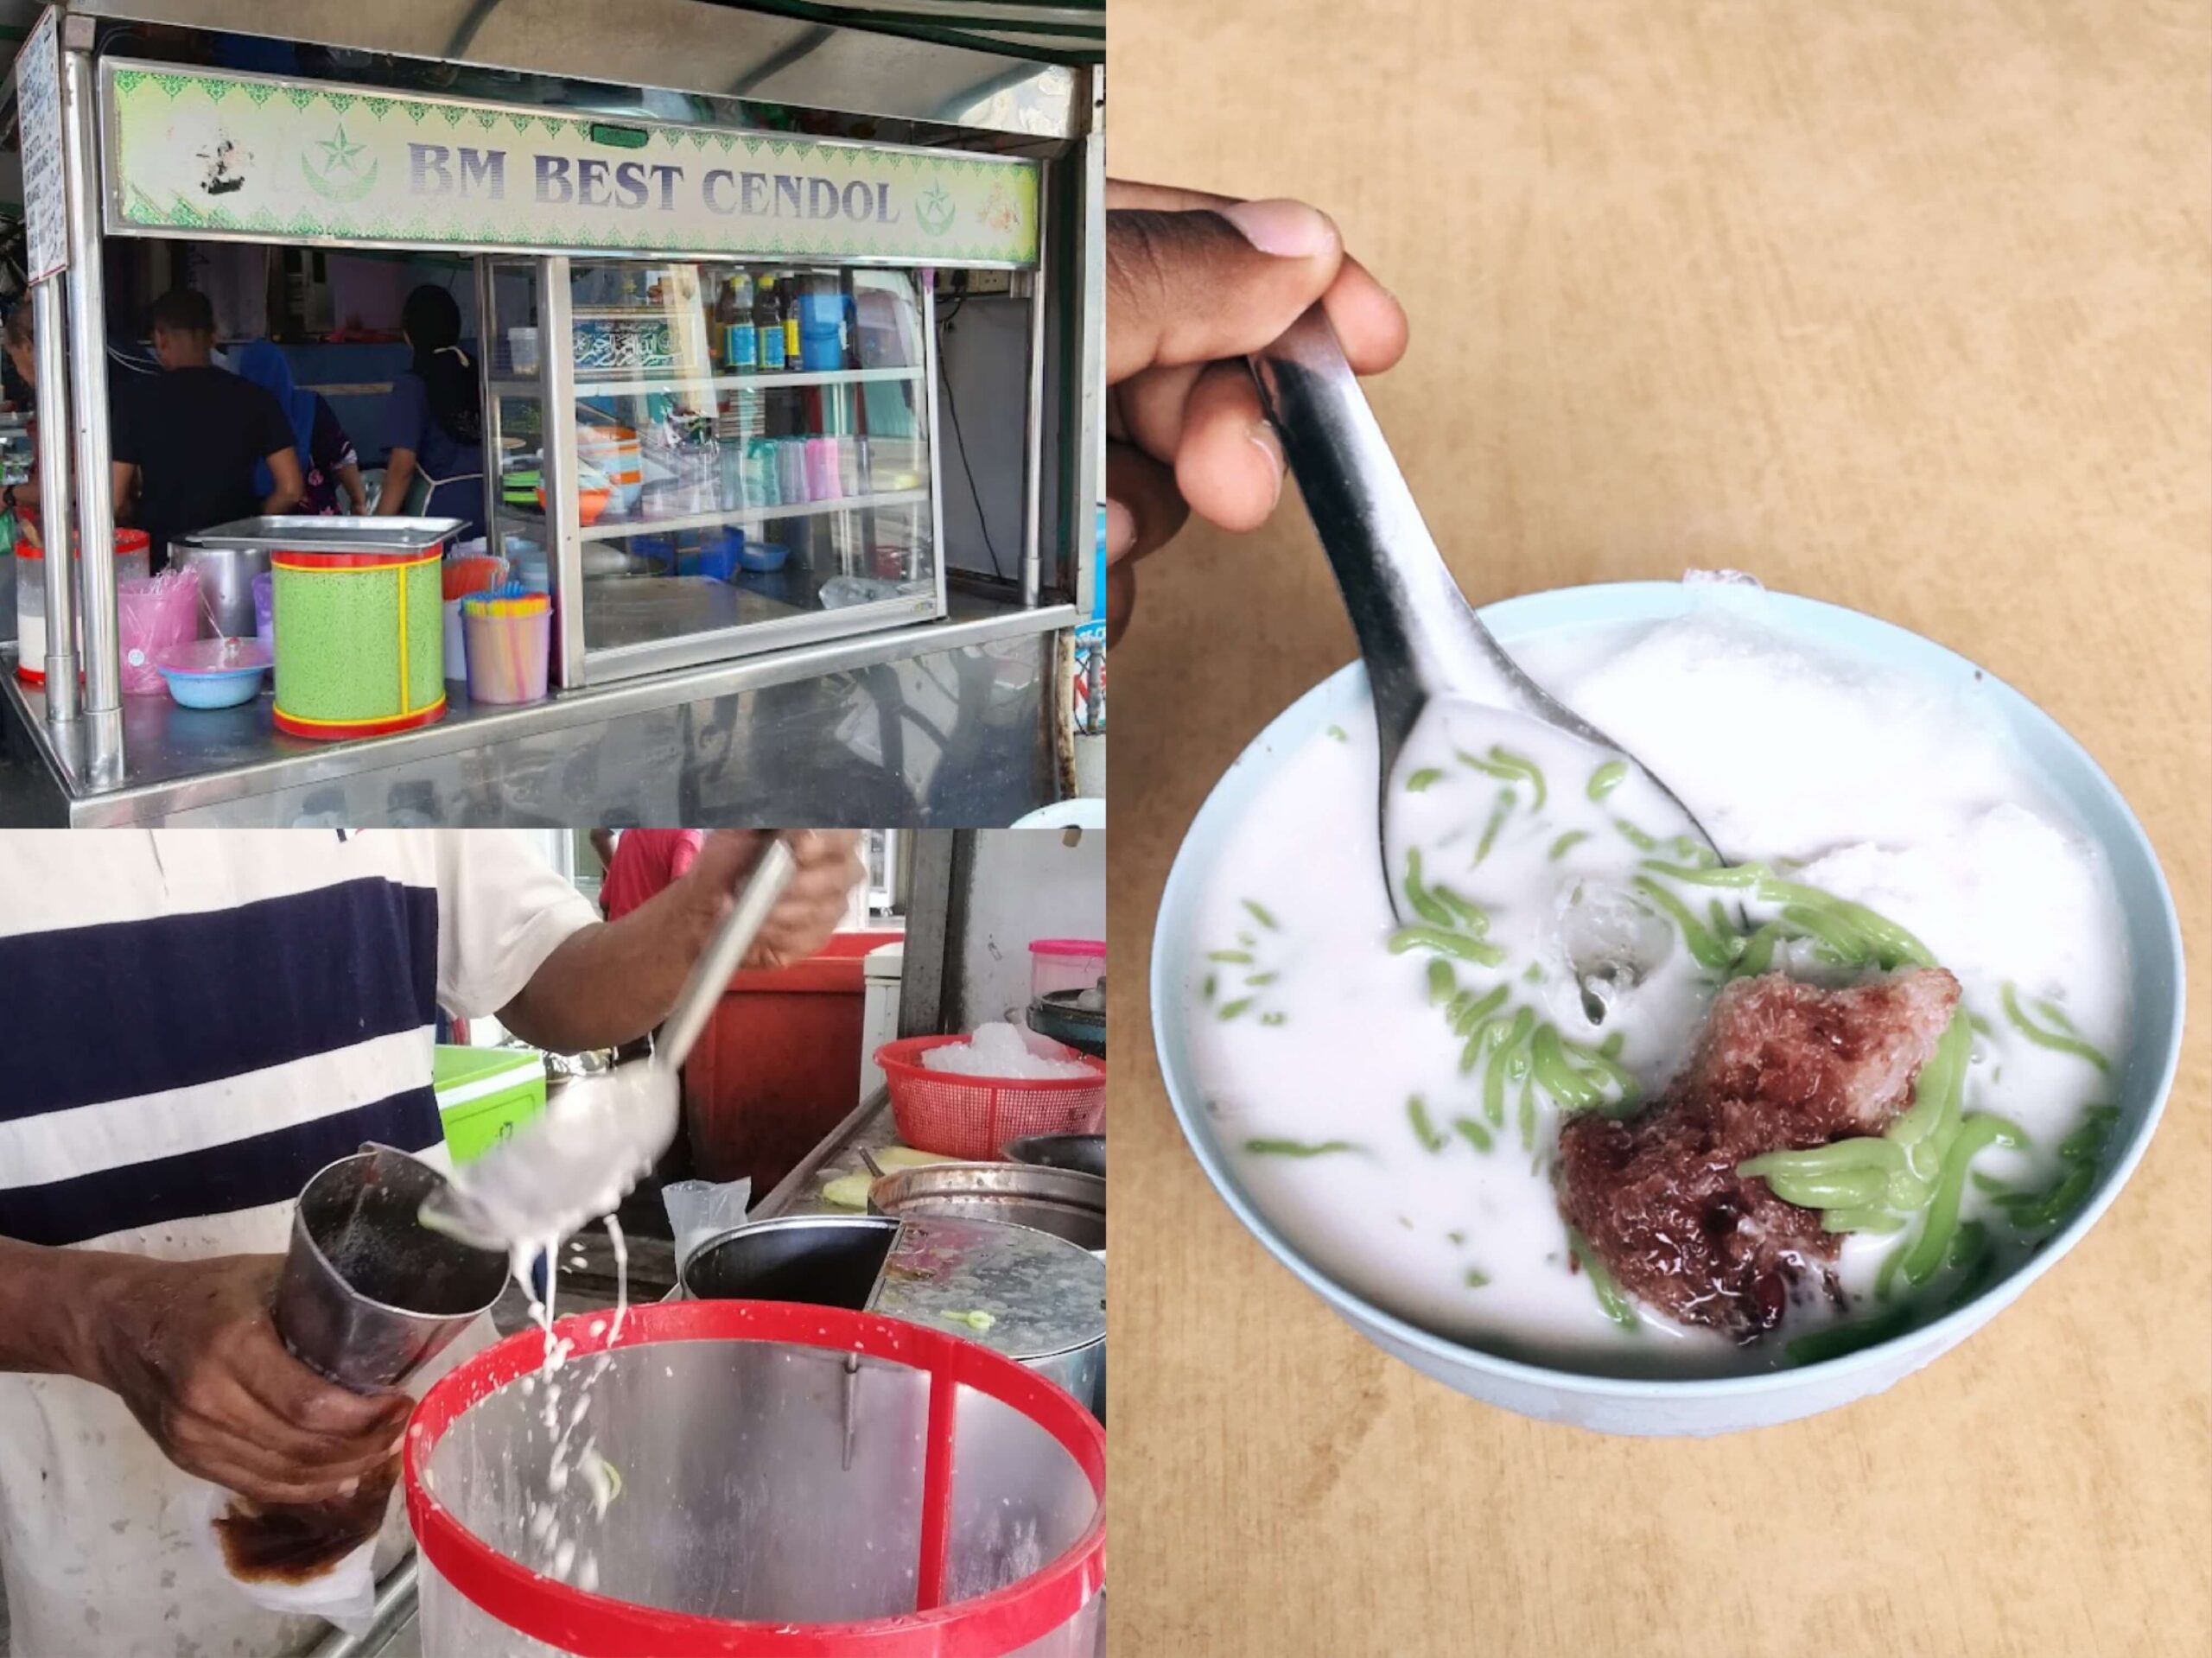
[484,254,943,687]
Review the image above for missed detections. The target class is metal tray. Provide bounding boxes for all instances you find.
[178,516,467,555]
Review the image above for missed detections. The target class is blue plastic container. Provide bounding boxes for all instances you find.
[796,291,847,372]
[678,528,744,583]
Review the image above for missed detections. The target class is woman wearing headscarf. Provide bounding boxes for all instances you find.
[373,283,485,537]
[235,341,365,517]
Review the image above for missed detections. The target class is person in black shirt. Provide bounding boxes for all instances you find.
[111,289,303,568]
[1,304,152,527]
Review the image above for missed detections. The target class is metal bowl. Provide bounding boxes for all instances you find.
[868,1162,1105,1254]
[1027,988,1106,1058]
[1002,1134,1107,1180]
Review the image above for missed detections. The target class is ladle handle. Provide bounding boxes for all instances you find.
[654,837,798,1073]
[1249,306,1522,727]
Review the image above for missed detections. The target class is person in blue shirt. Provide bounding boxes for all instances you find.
[236,340,366,517]
[373,284,485,537]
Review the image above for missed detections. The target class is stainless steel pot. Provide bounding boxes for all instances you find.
[1003,1134,1107,1180]
[167,541,269,638]
[868,1161,1105,1255]
[680,1214,899,1308]
[682,1214,1104,1418]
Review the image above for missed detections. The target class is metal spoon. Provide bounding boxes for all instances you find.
[1249,306,1723,1013]
[420,839,798,1250]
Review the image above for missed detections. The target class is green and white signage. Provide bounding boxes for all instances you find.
[99,60,1039,266]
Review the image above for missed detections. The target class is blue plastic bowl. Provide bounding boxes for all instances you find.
[1151,582,2185,1436]
[736,540,790,574]
[158,665,265,708]
[155,639,271,709]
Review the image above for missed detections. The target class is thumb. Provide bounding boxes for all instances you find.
[688,830,766,898]
[1107,200,1345,384]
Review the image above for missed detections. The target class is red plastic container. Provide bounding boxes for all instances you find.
[877,1034,1107,1161]
[683,929,902,1190]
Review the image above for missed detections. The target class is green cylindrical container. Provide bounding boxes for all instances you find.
[271,547,447,740]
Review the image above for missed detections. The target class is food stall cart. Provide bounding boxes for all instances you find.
[0,0,1104,824]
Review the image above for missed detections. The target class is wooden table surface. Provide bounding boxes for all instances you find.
[1103,3,2210,1654]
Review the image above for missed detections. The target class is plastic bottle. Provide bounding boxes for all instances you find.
[782,274,802,370]
[712,276,741,372]
[724,274,757,373]
[755,276,786,372]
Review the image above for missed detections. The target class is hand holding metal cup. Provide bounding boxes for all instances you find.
[273,1145,508,1394]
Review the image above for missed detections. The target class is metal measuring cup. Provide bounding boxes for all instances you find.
[274,1145,510,1392]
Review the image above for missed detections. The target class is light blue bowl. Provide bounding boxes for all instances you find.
[155,638,272,710]
[1151,582,2184,1435]
[158,664,266,708]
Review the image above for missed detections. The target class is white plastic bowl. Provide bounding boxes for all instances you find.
[1151,583,2184,1435]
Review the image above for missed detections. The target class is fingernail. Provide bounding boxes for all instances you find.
[1103,498,1135,559]
[1249,420,1286,507]
[1219,198,1337,259]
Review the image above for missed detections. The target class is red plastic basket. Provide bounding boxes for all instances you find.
[877,1034,1106,1159]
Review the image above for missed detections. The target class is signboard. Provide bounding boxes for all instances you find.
[99,61,1039,267]
[16,5,68,282]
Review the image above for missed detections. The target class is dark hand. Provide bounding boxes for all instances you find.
[682,829,865,971]
[1106,181,1409,642]
[88,1255,410,1506]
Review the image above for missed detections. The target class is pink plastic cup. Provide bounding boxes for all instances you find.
[461,601,551,705]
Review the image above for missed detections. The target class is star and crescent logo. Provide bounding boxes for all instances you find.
[915,181,956,236]
[301,122,379,203]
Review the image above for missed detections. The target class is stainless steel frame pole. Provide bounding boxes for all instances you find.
[60,29,123,779]
[32,276,78,721]
[1019,167,1050,609]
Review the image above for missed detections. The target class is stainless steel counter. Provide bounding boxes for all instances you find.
[2,594,1075,825]
[750,1089,903,1222]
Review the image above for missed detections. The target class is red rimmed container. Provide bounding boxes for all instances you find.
[404,1299,1105,1657]
[183,517,463,740]
[1027,940,1106,1002]
[13,527,152,686]
[877,1035,1107,1161]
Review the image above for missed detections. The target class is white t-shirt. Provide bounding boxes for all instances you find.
[0,830,598,1658]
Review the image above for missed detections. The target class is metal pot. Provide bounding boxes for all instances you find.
[1003,1134,1107,1180]
[868,1161,1105,1255]
[683,1214,1104,1418]
[1027,987,1105,1058]
[680,1214,898,1309]
[168,540,270,638]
